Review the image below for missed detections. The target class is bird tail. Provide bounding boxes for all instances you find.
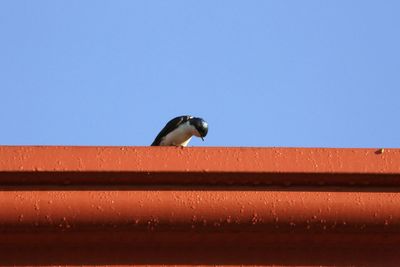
[150,140,159,146]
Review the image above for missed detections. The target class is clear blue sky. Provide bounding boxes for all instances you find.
[0,1,399,147]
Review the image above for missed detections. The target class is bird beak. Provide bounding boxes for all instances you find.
[201,136,204,141]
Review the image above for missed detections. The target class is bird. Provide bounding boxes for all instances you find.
[151,115,208,146]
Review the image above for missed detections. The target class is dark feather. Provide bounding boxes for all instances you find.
[151,116,192,146]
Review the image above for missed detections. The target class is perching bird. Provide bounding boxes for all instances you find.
[151,115,208,146]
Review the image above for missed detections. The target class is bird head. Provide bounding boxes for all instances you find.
[189,117,208,141]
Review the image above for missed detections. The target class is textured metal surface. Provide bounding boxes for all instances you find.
[1,190,400,233]
[0,146,400,266]
[0,146,399,186]
[1,146,399,172]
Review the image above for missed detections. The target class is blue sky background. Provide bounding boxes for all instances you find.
[0,1,399,147]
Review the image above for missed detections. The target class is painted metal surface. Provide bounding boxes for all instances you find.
[0,146,399,266]
[2,190,400,233]
[0,146,399,186]
[1,146,399,173]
